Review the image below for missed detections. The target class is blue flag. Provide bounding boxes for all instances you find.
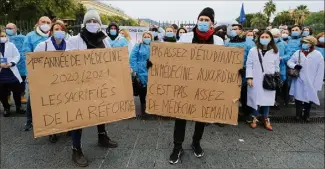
[239,3,246,24]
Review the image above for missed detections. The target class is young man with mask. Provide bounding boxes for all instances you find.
[5,23,27,104]
[226,24,253,123]
[169,7,224,165]
[106,22,129,48]
[68,9,118,167]
[22,16,52,131]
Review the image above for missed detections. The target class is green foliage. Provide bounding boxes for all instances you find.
[263,0,276,24]
[293,4,310,25]
[100,14,139,26]
[273,11,295,26]
[235,13,255,28]
[304,11,324,29]
[250,12,268,29]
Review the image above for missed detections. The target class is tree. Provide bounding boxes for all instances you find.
[273,11,295,26]
[263,0,276,24]
[293,5,310,25]
[304,11,324,28]
[235,13,255,28]
[250,12,268,29]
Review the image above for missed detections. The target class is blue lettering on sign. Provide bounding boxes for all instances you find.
[129,29,137,32]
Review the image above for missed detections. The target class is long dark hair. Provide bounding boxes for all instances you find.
[256,30,278,53]
[176,28,187,40]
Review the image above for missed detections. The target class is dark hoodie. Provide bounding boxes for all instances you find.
[229,32,246,43]
[106,22,119,41]
[214,25,227,40]
[176,28,187,40]
[150,27,159,41]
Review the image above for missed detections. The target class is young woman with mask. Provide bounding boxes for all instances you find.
[129,32,153,117]
[287,36,324,122]
[302,26,313,37]
[246,30,280,131]
[176,28,187,41]
[163,26,177,42]
[119,28,134,56]
[0,30,25,117]
[34,21,73,143]
[281,29,290,43]
[149,25,165,42]
[68,9,118,167]
[245,30,256,47]
[170,7,224,165]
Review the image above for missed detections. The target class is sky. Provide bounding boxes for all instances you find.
[101,0,324,23]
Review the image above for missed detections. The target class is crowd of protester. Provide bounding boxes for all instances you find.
[0,7,324,167]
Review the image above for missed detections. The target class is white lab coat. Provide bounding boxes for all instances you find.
[34,38,74,52]
[68,32,111,50]
[0,41,22,83]
[246,47,280,110]
[177,32,224,45]
[287,50,324,105]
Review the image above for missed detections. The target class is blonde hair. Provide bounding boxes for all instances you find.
[165,26,175,32]
[0,31,6,37]
[143,31,153,40]
[120,29,132,41]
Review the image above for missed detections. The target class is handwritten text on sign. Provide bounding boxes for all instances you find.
[26,47,135,138]
[147,43,243,125]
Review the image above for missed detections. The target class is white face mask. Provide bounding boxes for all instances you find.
[0,37,8,43]
[86,23,100,33]
[40,24,51,32]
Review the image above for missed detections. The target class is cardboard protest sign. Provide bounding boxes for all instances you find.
[26,47,135,138]
[147,42,244,125]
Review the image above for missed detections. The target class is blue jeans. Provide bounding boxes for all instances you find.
[252,106,270,118]
[71,129,82,148]
[26,95,32,125]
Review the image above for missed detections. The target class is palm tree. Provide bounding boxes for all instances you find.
[263,0,276,24]
[293,5,310,25]
[251,12,268,29]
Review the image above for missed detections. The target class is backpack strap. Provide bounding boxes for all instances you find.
[257,49,264,73]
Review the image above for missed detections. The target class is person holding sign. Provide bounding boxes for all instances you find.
[226,24,253,123]
[176,27,187,41]
[169,7,224,165]
[246,30,280,131]
[162,26,177,42]
[287,36,324,122]
[68,9,118,167]
[0,30,25,117]
[23,16,52,132]
[33,21,74,143]
[130,31,153,117]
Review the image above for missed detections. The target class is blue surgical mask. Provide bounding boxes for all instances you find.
[230,30,237,37]
[302,43,310,50]
[302,31,309,37]
[274,38,279,43]
[5,29,15,36]
[246,36,253,41]
[291,31,300,37]
[166,32,174,38]
[319,37,325,43]
[197,21,210,32]
[260,39,271,46]
[152,31,158,37]
[143,38,151,44]
[110,29,117,36]
[53,31,65,40]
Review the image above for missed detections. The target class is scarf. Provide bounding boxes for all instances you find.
[195,28,215,41]
[80,27,106,49]
[316,42,325,48]
[302,47,315,56]
[163,36,177,42]
[35,26,49,37]
[51,36,66,51]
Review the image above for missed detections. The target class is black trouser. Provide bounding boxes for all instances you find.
[173,119,205,149]
[295,100,312,118]
[240,84,251,117]
[7,76,26,97]
[71,124,106,148]
[281,79,290,105]
[138,87,147,114]
[0,82,22,109]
